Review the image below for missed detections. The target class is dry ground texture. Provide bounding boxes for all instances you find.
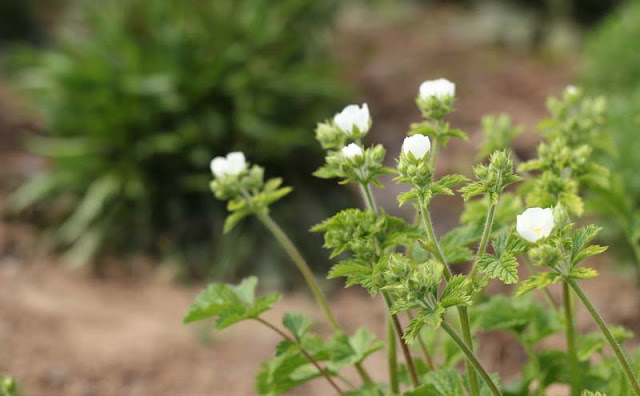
[2,4,638,396]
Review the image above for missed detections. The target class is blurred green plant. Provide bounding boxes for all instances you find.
[5,0,350,279]
[580,0,640,281]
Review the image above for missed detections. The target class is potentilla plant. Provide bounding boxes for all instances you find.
[184,80,640,396]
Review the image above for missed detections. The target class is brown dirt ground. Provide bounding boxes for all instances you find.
[1,4,638,396]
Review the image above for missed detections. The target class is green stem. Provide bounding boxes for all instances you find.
[519,337,544,396]
[387,314,399,393]
[441,321,502,396]
[470,202,497,279]
[256,318,344,395]
[383,291,420,388]
[359,184,378,213]
[257,212,373,385]
[568,279,640,396]
[563,282,579,396]
[419,202,480,396]
[407,310,435,371]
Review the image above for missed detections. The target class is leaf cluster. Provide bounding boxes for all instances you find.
[461,150,522,204]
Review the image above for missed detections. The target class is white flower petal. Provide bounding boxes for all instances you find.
[211,157,229,179]
[225,151,246,176]
[419,78,456,100]
[402,134,431,159]
[341,143,363,159]
[516,207,555,243]
[333,103,371,135]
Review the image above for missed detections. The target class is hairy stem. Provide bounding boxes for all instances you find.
[470,202,497,279]
[383,291,420,388]
[419,202,481,396]
[563,282,579,396]
[441,321,502,396]
[360,181,420,388]
[257,212,373,385]
[256,317,344,395]
[568,279,640,396]
[387,314,399,393]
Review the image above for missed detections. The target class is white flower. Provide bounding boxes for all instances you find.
[419,78,455,100]
[402,134,431,159]
[516,207,555,243]
[333,103,370,135]
[341,143,363,159]
[210,151,247,179]
[565,85,577,95]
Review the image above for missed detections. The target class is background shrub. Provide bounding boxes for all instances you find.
[7,0,351,281]
[580,0,640,275]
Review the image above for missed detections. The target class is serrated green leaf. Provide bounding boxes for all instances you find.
[183,277,280,328]
[423,368,464,396]
[476,252,519,284]
[403,384,441,396]
[223,210,250,234]
[283,313,312,343]
[328,328,384,367]
[460,181,485,201]
[581,391,607,396]
[573,245,608,265]
[440,275,473,308]
[516,272,562,297]
[568,267,599,280]
[405,304,445,343]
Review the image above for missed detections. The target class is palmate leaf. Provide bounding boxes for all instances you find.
[476,252,519,284]
[256,335,328,396]
[183,277,280,328]
[328,328,384,367]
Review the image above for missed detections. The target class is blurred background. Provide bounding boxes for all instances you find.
[1,0,640,395]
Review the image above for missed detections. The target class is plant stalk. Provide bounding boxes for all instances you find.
[256,318,344,395]
[387,314,399,393]
[419,202,481,396]
[568,279,640,396]
[470,202,497,279]
[360,181,420,388]
[441,321,502,396]
[383,291,420,388]
[563,281,579,396]
[257,212,374,385]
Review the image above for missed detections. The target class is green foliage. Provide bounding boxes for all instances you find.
[461,150,522,204]
[477,114,523,160]
[0,377,18,396]
[183,277,280,327]
[315,144,395,186]
[328,328,384,367]
[6,0,347,276]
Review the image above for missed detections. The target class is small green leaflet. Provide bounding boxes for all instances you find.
[282,313,312,343]
[328,328,384,367]
[568,267,599,280]
[439,275,473,308]
[405,305,445,343]
[515,272,562,297]
[183,277,281,328]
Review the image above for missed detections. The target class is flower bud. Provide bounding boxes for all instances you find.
[341,143,363,159]
[516,207,555,243]
[402,134,431,160]
[333,103,371,136]
[419,78,455,100]
[210,152,247,179]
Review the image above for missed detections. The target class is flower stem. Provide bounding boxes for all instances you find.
[441,321,502,396]
[567,279,640,396]
[470,202,497,279]
[257,212,374,386]
[256,317,344,395]
[383,291,420,388]
[563,281,579,396]
[419,202,481,396]
[360,181,420,388]
[387,314,399,393]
